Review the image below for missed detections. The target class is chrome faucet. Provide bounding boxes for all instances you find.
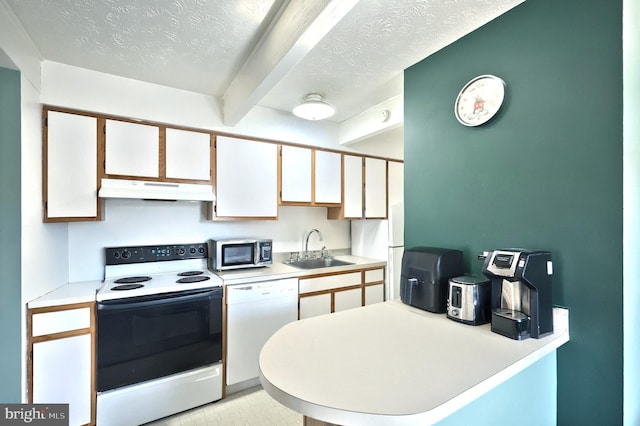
[304,229,323,258]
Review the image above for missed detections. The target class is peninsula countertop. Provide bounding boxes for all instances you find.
[259,301,570,426]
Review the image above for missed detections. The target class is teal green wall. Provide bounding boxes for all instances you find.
[438,353,556,426]
[0,67,22,402]
[404,0,622,424]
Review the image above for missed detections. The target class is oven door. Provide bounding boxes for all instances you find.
[96,287,223,392]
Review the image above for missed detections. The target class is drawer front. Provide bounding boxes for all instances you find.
[32,307,91,337]
[299,272,362,294]
[365,268,384,283]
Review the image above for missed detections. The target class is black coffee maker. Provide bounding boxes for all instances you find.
[481,249,554,340]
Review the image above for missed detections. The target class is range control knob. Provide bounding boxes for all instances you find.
[178,248,186,255]
[121,250,131,259]
[189,247,197,255]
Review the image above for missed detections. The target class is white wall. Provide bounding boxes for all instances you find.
[40,61,346,150]
[37,61,356,283]
[69,202,350,282]
[623,0,640,424]
[1,3,71,404]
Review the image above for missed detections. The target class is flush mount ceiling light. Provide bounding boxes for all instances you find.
[292,93,335,121]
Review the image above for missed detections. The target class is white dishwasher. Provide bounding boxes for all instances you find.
[226,277,298,386]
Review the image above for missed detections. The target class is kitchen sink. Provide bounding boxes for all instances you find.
[284,258,354,270]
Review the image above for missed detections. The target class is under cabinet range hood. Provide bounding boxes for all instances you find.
[98,178,214,201]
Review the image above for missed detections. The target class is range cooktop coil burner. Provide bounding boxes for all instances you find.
[112,283,145,291]
[177,276,211,284]
[114,276,152,284]
[178,271,205,277]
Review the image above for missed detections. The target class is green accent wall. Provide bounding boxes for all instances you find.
[404,0,622,424]
[0,66,22,402]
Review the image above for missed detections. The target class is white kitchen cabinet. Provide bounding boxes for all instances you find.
[299,271,364,319]
[342,155,364,218]
[314,150,342,204]
[365,157,387,218]
[214,136,278,218]
[364,268,385,305]
[365,284,385,305]
[329,155,389,220]
[280,145,312,203]
[280,147,341,206]
[44,110,99,221]
[105,119,160,178]
[28,303,95,426]
[388,160,404,214]
[299,293,332,320]
[334,288,363,312]
[165,128,211,181]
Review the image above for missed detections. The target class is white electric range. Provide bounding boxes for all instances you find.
[96,242,223,426]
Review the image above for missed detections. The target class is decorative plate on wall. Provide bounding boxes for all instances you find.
[454,75,506,127]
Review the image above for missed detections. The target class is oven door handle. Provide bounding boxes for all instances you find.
[97,287,222,310]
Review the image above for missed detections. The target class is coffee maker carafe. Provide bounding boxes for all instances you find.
[481,249,554,340]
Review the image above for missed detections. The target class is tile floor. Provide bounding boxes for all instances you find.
[147,386,302,426]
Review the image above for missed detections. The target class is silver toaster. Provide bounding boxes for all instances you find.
[447,275,492,325]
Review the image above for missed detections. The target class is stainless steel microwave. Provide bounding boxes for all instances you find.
[207,238,273,271]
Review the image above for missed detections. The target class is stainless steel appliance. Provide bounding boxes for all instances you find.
[208,238,273,271]
[399,247,464,313]
[96,242,223,426]
[447,275,492,325]
[481,249,554,340]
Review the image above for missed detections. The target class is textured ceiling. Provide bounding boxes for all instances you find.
[6,0,524,122]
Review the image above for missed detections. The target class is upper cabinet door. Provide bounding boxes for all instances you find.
[314,150,342,204]
[45,110,99,221]
[215,136,278,218]
[165,128,211,181]
[364,157,387,218]
[343,155,364,218]
[388,160,404,213]
[105,120,159,178]
[280,145,312,203]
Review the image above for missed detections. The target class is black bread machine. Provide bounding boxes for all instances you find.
[481,249,554,340]
[400,247,464,313]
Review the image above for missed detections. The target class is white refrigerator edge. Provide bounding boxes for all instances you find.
[350,202,404,300]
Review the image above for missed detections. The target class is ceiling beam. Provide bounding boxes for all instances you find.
[339,95,404,146]
[222,0,360,126]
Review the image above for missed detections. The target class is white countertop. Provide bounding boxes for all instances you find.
[259,301,570,426]
[27,255,386,307]
[214,255,387,285]
[27,280,102,309]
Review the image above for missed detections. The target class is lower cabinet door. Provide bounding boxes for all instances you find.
[299,293,331,319]
[334,288,363,312]
[32,334,92,426]
[365,284,385,305]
